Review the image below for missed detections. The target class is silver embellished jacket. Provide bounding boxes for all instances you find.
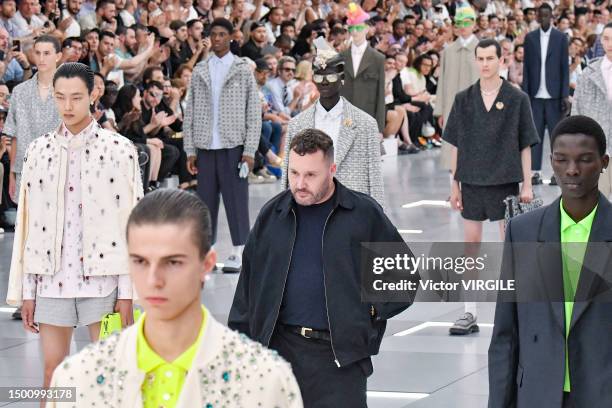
[183,55,262,158]
[7,123,143,306]
[572,58,612,152]
[48,312,303,408]
[281,97,385,208]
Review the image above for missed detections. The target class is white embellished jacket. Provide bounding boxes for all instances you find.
[7,122,144,306]
[48,313,304,408]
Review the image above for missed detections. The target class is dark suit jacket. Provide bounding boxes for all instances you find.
[340,45,386,133]
[522,28,570,99]
[488,193,612,408]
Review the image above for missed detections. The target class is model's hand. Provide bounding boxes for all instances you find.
[241,155,254,171]
[114,299,134,328]
[450,181,463,211]
[187,155,198,175]
[519,184,533,203]
[8,171,16,202]
[22,300,38,333]
[561,97,571,116]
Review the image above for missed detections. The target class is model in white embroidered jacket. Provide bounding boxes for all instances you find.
[7,62,144,392]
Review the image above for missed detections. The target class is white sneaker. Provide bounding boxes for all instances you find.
[0,227,4,234]
[248,172,265,184]
[222,254,242,273]
[256,168,277,183]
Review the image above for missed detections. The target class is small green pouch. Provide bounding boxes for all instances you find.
[99,309,142,339]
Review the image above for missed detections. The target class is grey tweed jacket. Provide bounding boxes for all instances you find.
[281,97,385,208]
[183,55,261,158]
[572,58,612,151]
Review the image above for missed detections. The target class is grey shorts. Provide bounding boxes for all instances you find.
[34,289,117,327]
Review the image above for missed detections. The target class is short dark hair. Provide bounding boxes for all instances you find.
[475,38,501,58]
[187,19,203,30]
[604,22,612,32]
[53,62,95,93]
[100,30,116,42]
[538,3,553,13]
[280,20,295,31]
[145,80,163,92]
[142,65,163,84]
[169,20,186,31]
[96,0,114,11]
[392,18,405,29]
[290,129,334,163]
[551,115,607,156]
[62,37,81,49]
[127,189,212,257]
[116,24,133,36]
[210,18,233,34]
[35,35,61,53]
[413,53,433,71]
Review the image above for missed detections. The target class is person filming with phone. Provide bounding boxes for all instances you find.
[0,27,32,83]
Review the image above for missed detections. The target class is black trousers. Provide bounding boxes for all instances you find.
[164,137,193,184]
[195,146,249,246]
[134,143,151,188]
[530,98,562,171]
[159,144,180,181]
[270,325,370,408]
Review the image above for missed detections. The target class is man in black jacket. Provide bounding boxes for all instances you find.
[229,128,417,407]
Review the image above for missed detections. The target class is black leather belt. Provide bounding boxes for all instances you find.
[282,324,331,342]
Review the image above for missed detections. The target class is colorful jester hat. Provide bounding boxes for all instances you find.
[346,2,370,26]
[313,37,345,71]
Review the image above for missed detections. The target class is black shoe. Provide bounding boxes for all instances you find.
[399,143,420,155]
[549,175,558,186]
[531,173,543,185]
[12,307,22,320]
[449,313,479,335]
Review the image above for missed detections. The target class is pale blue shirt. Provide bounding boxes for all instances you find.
[266,77,297,115]
[208,52,235,149]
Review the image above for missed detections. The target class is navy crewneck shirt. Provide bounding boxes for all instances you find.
[279,191,336,330]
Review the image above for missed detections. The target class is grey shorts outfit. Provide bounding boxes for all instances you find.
[34,289,117,327]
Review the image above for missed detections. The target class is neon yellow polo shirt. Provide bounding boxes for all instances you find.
[137,306,207,408]
[560,200,597,392]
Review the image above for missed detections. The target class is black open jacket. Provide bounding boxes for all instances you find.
[228,180,418,367]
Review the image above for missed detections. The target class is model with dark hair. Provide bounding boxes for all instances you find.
[6,63,144,394]
[489,115,612,408]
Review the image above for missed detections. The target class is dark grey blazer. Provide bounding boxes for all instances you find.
[488,193,612,408]
[340,45,386,133]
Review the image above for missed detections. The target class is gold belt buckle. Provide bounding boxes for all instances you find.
[300,327,312,338]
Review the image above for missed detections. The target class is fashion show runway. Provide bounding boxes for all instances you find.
[0,149,559,407]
